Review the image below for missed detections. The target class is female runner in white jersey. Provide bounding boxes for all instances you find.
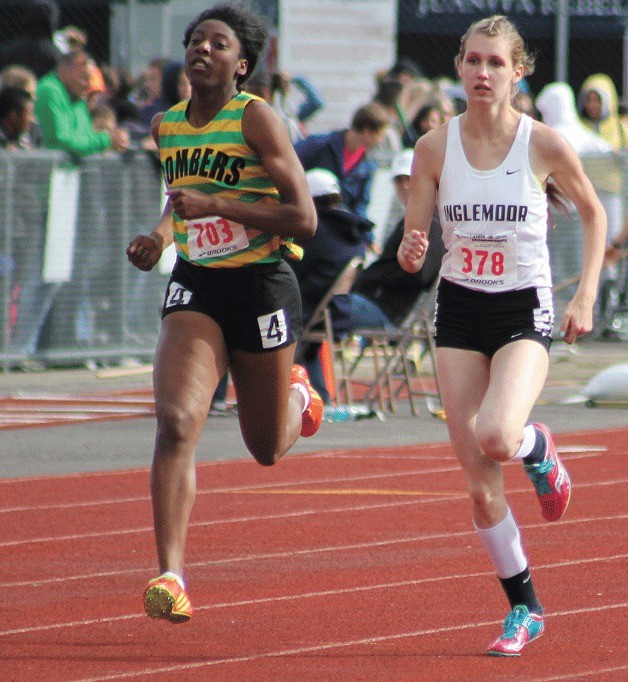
[398,15,607,655]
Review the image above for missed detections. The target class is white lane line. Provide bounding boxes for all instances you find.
[0,448,623,514]
[0,395,155,429]
[528,666,628,681]
[0,462,464,513]
[2,513,626,589]
[2,476,628,549]
[1,553,626,639]
[326,445,608,460]
[65,602,628,681]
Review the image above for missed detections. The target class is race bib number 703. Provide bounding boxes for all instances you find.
[185,216,249,260]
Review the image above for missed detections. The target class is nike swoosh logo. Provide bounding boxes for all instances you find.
[506,170,520,175]
[511,332,523,339]
[523,576,530,583]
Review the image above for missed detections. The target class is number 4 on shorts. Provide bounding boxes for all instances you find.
[258,309,288,349]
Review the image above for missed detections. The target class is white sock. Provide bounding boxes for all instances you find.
[161,571,185,589]
[291,382,310,413]
[512,424,537,460]
[474,507,528,579]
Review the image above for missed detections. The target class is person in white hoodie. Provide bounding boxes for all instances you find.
[536,82,612,156]
[536,82,619,334]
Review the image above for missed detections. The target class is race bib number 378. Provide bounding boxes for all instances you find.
[452,232,517,288]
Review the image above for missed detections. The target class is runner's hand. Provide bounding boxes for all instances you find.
[127,235,162,272]
[166,188,213,220]
[398,230,429,274]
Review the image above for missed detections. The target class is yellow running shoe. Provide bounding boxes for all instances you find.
[143,574,193,623]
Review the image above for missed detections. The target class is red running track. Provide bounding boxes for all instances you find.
[0,428,626,681]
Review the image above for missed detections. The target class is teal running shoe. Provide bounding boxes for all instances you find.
[487,605,544,656]
[523,423,571,521]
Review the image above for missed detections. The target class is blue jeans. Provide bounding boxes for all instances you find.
[349,293,395,331]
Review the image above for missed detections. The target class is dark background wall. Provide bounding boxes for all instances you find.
[0,0,111,65]
[397,31,623,99]
[397,2,626,100]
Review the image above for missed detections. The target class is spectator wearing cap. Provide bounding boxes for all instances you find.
[50,24,108,118]
[52,25,88,54]
[290,168,374,404]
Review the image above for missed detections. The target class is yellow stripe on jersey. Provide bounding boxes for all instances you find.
[159,92,298,267]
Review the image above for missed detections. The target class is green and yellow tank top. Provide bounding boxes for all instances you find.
[159,91,300,267]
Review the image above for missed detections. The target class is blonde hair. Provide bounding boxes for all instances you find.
[454,15,535,77]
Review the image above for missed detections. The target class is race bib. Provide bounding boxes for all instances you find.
[452,232,517,288]
[185,216,249,260]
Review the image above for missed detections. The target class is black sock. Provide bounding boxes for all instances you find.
[523,427,546,465]
[499,567,543,615]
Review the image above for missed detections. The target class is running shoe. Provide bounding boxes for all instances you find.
[290,364,323,437]
[523,422,571,522]
[143,574,193,623]
[487,605,544,656]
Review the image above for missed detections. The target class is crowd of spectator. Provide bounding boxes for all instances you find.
[1,7,624,170]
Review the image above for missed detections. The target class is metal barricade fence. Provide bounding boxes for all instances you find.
[0,149,625,371]
[550,150,627,331]
[0,150,167,370]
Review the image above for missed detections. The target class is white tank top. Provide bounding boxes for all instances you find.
[437,114,552,292]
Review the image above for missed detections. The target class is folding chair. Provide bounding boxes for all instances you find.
[340,278,443,417]
[296,256,364,404]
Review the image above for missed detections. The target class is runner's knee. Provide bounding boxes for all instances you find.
[155,404,203,451]
[475,423,515,462]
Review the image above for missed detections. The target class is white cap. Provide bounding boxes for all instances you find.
[390,149,414,178]
[53,31,72,55]
[306,168,342,198]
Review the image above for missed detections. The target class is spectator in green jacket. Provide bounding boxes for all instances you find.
[35,48,129,159]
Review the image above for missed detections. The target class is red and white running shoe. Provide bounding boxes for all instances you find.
[523,422,571,521]
[290,364,323,437]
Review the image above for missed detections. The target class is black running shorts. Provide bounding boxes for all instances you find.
[434,277,553,358]
[162,257,303,353]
